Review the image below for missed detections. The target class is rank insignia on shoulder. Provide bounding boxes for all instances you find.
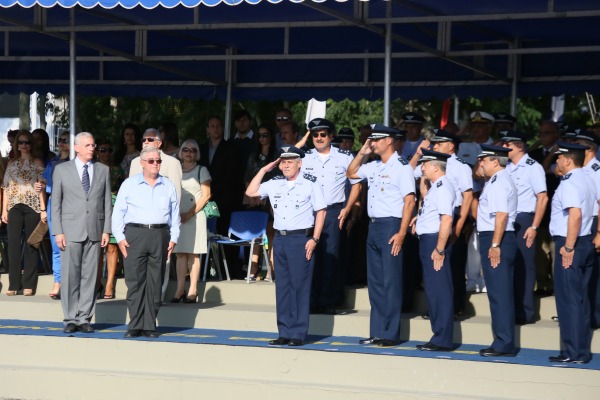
[436,181,443,187]
[456,157,467,164]
[526,159,536,165]
[304,149,313,154]
[491,175,497,183]
[272,175,285,180]
[303,173,317,182]
[338,148,352,155]
[398,157,408,165]
[593,164,600,172]
[562,173,572,180]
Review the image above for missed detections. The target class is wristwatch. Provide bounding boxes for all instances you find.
[564,246,574,253]
[310,237,320,244]
[435,248,445,255]
[531,225,538,230]
[491,243,499,249]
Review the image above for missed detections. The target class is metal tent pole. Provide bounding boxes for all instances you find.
[453,96,460,125]
[69,9,76,159]
[224,48,234,140]
[383,2,392,125]
[509,39,520,117]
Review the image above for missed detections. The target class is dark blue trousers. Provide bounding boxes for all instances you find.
[273,233,315,341]
[479,231,517,353]
[311,204,342,308]
[590,218,600,328]
[553,235,594,361]
[419,233,454,348]
[450,207,468,313]
[367,217,403,341]
[514,212,536,323]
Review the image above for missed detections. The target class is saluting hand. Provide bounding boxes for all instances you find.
[359,140,373,156]
[262,158,281,173]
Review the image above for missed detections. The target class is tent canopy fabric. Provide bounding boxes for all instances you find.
[0,0,599,100]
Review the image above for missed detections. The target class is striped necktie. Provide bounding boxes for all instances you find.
[82,164,90,194]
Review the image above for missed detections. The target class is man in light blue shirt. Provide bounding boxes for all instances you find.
[112,147,180,339]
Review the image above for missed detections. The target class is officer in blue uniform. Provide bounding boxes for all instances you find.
[245,146,326,347]
[500,131,548,325]
[549,141,595,363]
[430,129,474,315]
[413,149,456,351]
[494,113,517,136]
[476,144,518,357]
[400,112,425,160]
[347,124,416,346]
[300,118,361,314]
[574,131,600,331]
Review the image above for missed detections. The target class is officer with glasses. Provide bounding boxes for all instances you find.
[112,147,181,339]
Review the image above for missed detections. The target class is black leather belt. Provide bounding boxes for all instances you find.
[276,228,313,236]
[127,223,168,229]
[369,217,401,223]
[327,202,344,210]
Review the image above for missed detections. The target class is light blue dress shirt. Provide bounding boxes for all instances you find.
[112,173,181,244]
[447,154,474,207]
[550,168,595,237]
[477,169,517,232]
[357,156,416,218]
[300,147,359,206]
[258,174,326,231]
[416,175,456,235]
[583,158,600,216]
[401,137,424,160]
[506,154,547,213]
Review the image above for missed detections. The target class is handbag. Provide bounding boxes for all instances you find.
[197,166,220,218]
[27,220,49,249]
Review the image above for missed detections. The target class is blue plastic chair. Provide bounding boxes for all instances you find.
[202,211,270,283]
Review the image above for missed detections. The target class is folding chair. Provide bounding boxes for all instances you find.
[203,211,270,283]
[203,217,227,281]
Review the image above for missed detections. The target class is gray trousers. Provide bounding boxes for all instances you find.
[60,238,100,326]
[123,226,169,331]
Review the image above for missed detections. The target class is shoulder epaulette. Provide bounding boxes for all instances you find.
[398,157,408,165]
[562,173,572,181]
[491,175,497,183]
[436,181,443,187]
[526,159,536,165]
[303,149,313,155]
[303,173,317,182]
[272,175,285,180]
[592,163,600,172]
[455,157,467,164]
[337,148,352,156]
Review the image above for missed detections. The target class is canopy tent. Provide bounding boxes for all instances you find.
[1,0,600,103]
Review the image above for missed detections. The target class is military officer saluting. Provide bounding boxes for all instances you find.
[548,142,595,364]
[298,118,361,314]
[347,124,416,347]
[499,130,548,325]
[412,149,456,351]
[245,146,326,347]
[476,144,518,357]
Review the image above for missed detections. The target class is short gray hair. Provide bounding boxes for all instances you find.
[429,160,447,172]
[144,128,161,139]
[74,132,94,145]
[489,156,508,167]
[140,147,160,160]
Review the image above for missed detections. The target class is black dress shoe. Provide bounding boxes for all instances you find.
[78,323,94,333]
[416,342,452,352]
[359,337,382,345]
[516,318,535,325]
[378,339,398,347]
[169,295,184,303]
[63,323,78,334]
[321,306,337,315]
[549,355,590,364]
[479,347,516,357]
[268,337,290,346]
[124,329,142,338]
[142,330,160,338]
[288,339,304,347]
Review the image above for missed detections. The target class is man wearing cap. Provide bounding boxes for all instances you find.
[476,144,518,357]
[299,118,361,314]
[336,127,356,152]
[574,131,600,330]
[347,124,416,346]
[429,129,474,316]
[246,146,326,347]
[412,149,456,351]
[548,142,595,363]
[400,112,425,160]
[500,131,548,325]
[494,113,517,135]
[457,111,495,166]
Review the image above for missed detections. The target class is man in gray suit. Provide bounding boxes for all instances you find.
[52,132,112,334]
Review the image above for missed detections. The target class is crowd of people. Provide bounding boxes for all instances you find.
[1,107,599,363]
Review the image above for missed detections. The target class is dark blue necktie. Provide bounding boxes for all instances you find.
[82,164,90,194]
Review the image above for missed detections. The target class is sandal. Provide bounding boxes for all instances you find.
[5,290,18,296]
[23,289,34,296]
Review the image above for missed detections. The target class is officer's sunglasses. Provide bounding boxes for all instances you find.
[142,137,158,143]
[276,116,290,121]
[311,132,329,138]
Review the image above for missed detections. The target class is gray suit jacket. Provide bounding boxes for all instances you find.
[51,159,112,242]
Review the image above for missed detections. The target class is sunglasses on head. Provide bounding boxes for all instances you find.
[17,140,32,145]
[276,116,290,122]
[143,158,162,165]
[311,132,329,138]
[181,147,198,153]
[142,137,158,143]
[97,147,113,154]
[258,133,271,138]
[58,138,68,144]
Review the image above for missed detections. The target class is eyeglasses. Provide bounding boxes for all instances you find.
[276,116,290,122]
[143,158,162,165]
[58,139,68,144]
[97,147,113,154]
[142,137,159,143]
[258,133,271,138]
[311,132,329,138]
[17,140,32,145]
[181,147,197,153]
